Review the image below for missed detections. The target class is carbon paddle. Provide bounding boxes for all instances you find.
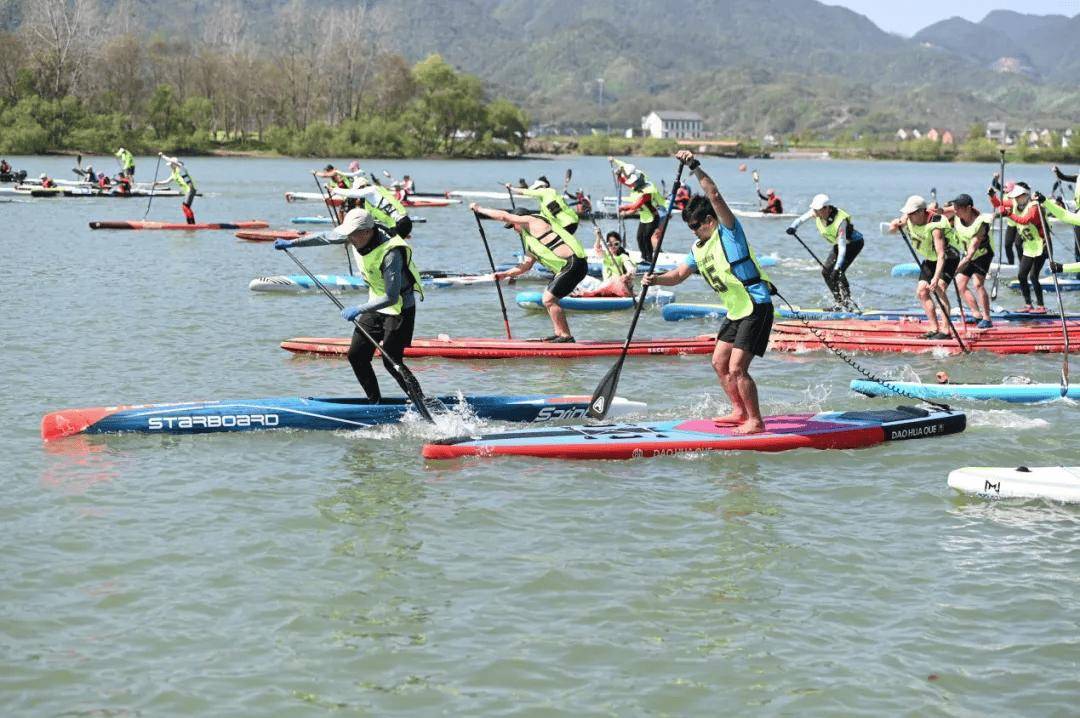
[790,229,862,313]
[897,226,969,354]
[990,149,1006,299]
[473,210,513,339]
[588,161,686,419]
[144,153,163,218]
[283,248,441,422]
[1037,200,1070,395]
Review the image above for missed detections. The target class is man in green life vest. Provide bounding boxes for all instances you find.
[943,193,994,328]
[154,153,197,224]
[1043,189,1080,273]
[470,203,589,342]
[332,176,413,238]
[115,147,135,179]
[273,208,425,402]
[507,176,580,236]
[1051,165,1080,261]
[643,150,775,435]
[786,193,864,310]
[888,195,961,338]
[611,157,666,264]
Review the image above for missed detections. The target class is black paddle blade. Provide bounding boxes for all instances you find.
[587,360,622,419]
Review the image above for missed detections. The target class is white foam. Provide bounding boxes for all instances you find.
[969,409,1051,430]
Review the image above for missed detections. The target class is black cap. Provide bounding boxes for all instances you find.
[949,193,974,208]
[504,206,533,228]
[323,164,335,171]
[536,175,550,187]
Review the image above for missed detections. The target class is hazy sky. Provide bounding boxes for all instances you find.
[828,0,1079,36]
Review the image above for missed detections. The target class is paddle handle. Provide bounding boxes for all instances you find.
[473,210,513,340]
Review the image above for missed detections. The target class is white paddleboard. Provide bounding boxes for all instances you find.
[948,466,1080,502]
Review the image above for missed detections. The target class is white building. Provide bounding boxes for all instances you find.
[986,121,1007,143]
[641,111,703,139]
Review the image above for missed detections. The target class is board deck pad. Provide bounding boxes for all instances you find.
[422,406,966,460]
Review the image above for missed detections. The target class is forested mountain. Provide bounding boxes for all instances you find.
[4,0,1078,138]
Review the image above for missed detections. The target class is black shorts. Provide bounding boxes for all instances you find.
[958,251,993,277]
[716,302,774,357]
[918,256,959,284]
[547,254,589,299]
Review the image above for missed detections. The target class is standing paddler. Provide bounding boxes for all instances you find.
[332,175,413,239]
[273,208,424,403]
[889,195,961,339]
[115,147,135,179]
[785,193,864,310]
[471,203,588,343]
[945,193,994,328]
[1051,165,1080,261]
[154,154,197,225]
[990,183,1049,313]
[643,150,775,435]
[610,158,666,263]
[506,176,580,237]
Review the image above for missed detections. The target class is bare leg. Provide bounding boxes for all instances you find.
[710,341,751,425]
[971,274,991,320]
[916,281,940,332]
[542,290,572,338]
[728,347,765,435]
[955,274,979,317]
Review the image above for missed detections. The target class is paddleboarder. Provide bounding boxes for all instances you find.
[888,195,961,339]
[786,193,864,310]
[611,158,665,263]
[1051,165,1080,260]
[332,176,413,238]
[507,176,580,236]
[643,150,775,435]
[38,173,55,189]
[154,154,197,225]
[273,208,425,403]
[757,188,783,214]
[471,203,588,342]
[989,176,1026,264]
[115,147,135,179]
[945,193,994,328]
[990,184,1048,313]
[577,229,634,298]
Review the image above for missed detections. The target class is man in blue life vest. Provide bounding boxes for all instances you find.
[273,208,424,402]
[643,150,775,435]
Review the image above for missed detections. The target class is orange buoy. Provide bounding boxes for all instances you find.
[738,163,747,172]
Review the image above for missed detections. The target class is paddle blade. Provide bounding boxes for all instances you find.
[751,170,759,183]
[587,361,623,419]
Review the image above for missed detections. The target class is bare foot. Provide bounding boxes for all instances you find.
[732,419,765,435]
[711,412,748,425]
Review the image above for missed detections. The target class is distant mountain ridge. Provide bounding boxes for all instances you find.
[6,0,1079,136]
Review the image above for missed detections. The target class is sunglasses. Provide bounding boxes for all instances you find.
[687,219,709,231]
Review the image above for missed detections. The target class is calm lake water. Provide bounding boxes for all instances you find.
[3,154,1078,716]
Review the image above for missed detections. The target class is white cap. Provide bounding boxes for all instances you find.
[618,163,637,176]
[334,207,375,235]
[1006,184,1029,199]
[39,173,46,179]
[809,193,830,210]
[354,176,370,188]
[900,195,927,215]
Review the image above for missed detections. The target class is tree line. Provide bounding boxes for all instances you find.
[0,0,528,157]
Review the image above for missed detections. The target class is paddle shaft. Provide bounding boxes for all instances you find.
[282,248,434,421]
[991,149,1006,299]
[588,161,685,419]
[1037,201,1070,392]
[791,229,862,313]
[473,210,513,339]
[611,159,627,243]
[313,174,352,274]
[144,154,162,218]
[897,226,969,353]
[752,170,762,209]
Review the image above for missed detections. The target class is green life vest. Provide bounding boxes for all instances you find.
[601,251,631,279]
[690,228,771,321]
[528,186,578,230]
[631,183,664,224]
[363,185,406,231]
[521,224,586,274]
[330,173,352,190]
[905,216,961,261]
[170,166,194,193]
[951,212,992,260]
[361,234,424,315]
[1012,204,1045,257]
[814,207,854,245]
[117,149,134,170]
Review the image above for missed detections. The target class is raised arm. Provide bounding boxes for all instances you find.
[675,149,735,229]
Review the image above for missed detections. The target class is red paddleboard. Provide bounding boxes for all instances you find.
[402,197,459,207]
[235,229,306,242]
[90,220,269,230]
[771,324,1075,355]
[281,335,718,359]
[774,319,1079,337]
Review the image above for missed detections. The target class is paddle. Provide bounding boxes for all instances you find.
[144,153,163,218]
[610,159,627,245]
[1036,200,1070,395]
[562,168,572,198]
[312,172,351,274]
[990,149,1006,300]
[587,203,630,294]
[930,187,937,205]
[897,226,969,354]
[472,210,513,340]
[282,248,439,422]
[790,229,863,313]
[588,161,686,419]
[752,169,762,209]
